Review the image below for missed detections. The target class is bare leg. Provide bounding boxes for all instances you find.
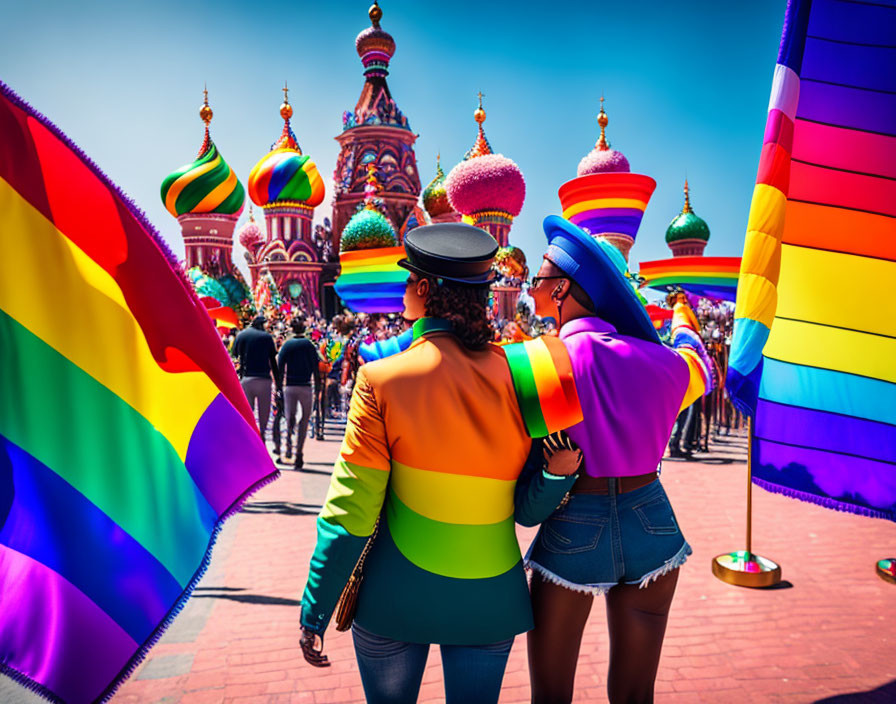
[528,573,594,704]
[605,568,679,704]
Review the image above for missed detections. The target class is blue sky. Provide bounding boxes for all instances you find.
[2,0,785,279]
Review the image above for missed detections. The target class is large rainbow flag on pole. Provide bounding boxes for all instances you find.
[0,82,278,702]
[727,0,896,520]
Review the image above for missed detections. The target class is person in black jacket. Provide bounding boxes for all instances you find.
[277,318,320,468]
[233,315,281,444]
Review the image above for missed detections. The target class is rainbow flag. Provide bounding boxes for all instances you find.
[727,0,896,520]
[0,82,277,702]
[335,246,407,313]
[638,256,741,302]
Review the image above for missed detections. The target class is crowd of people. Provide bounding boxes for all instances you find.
[223,282,740,472]
[224,309,414,467]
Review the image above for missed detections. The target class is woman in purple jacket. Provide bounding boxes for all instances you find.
[524,217,706,704]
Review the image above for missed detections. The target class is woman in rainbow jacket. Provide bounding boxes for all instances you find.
[299,223,585,704]
[524,216,712,704]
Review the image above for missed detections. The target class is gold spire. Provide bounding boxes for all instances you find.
[596,95,608,150]
[369,0,382,26]
[474,91,486,124]
[280,81,293,121]
[199,84,213,124]
[683,179,692,213]
[197,85,213,157]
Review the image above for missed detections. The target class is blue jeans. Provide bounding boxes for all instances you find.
[526,478,691,594]
[351,622,513,704]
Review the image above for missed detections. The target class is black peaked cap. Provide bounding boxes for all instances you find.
[398,223,499,285]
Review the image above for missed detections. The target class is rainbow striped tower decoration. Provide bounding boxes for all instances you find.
[334,165,406,313]
[558,98,655,261]
[160,88,245,272]
[247,84,325,244]
[246,84,327,312]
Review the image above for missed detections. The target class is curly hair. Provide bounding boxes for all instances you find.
[423,280,492,349]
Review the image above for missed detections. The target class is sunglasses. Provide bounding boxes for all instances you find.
[530,275,567,288]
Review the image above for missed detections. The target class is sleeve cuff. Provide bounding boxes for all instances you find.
[542,469,576,480]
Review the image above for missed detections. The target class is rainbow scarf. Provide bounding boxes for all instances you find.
[334,246,407,313]
[0,82,277,703]
[504,335,583,437]
[726,0,896,520]
[638,256,741,302]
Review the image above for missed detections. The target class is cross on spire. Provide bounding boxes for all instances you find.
[596,95,609,150]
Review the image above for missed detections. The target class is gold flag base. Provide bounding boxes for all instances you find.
[712,550,781,588]
[875,558,895,585]
[712,419,782,588]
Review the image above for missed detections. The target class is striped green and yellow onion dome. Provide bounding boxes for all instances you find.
[161,139,245,218]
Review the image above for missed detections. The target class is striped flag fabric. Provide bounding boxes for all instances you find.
[334,246,408,314]
[504,336,583,438]
[726,0,896,520]
[0,81,278,703]
[638,256,741,302]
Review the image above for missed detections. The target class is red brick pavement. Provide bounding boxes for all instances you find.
[102,433,895,704]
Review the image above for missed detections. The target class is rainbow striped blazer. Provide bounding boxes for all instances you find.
[301,318,582,644]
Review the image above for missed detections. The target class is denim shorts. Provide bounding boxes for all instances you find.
[525,478,691,595]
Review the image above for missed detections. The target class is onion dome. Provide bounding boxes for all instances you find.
[161,90,245,217]
[577,97,631,176]
[340,210,397,252]
[248,85,325,208]
[666,180,710,243]
[445,95,526,218]
[237,205,263,250]
[356,1,395,78]
[422,155,452,217]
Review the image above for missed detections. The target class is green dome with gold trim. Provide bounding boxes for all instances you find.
[161,92,245,218]
[665,180,709,243]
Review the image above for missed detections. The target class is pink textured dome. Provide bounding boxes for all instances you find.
[445,154,526,217]
[577,148,630,176]
[237,214,263,250]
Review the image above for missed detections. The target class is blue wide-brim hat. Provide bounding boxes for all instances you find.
[543,215,660,344]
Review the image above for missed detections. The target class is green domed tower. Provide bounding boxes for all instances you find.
[161,88,245,273]
[665,180,710,257]
[422,154,460,223]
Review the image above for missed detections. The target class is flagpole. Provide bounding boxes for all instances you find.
[712,416,781,588]
[746,417,752,557]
